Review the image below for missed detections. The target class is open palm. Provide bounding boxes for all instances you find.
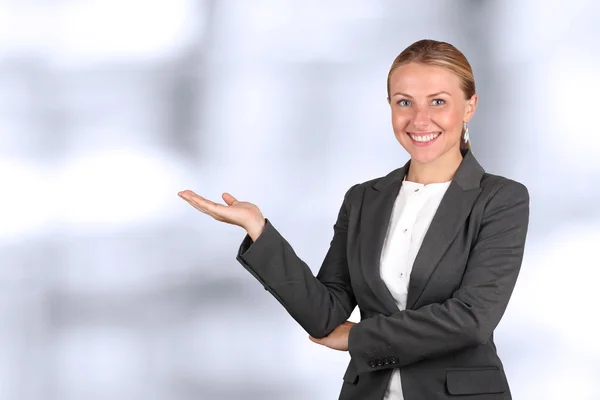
[178,190,264,231]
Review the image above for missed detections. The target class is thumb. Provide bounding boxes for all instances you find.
[222,192,239,206]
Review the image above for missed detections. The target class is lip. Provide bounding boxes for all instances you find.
[406,131,441,146]
[407,131,441,136]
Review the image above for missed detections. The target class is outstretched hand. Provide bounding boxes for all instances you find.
[309,321,356,352]
[178,190,266,239]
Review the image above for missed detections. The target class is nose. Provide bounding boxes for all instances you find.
[412,107,430,129]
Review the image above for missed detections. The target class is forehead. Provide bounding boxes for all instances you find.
[389,63,461,94]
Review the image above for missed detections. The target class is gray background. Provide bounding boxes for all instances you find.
[1,0,599,399]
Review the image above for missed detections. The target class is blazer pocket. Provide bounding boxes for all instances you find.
[445,367,506,396]
[343,362,359,385]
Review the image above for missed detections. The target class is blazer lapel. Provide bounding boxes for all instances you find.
[405,150,485,309]
[358,162,408,316]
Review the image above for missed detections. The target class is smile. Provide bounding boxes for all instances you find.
[407,132,440,146]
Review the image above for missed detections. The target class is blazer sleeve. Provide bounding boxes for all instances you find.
[347,180,530,375]
[235,184,359,338]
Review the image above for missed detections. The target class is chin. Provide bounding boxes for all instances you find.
[397,132,460,165]
[397,138,444,164]
[408,151,443,165]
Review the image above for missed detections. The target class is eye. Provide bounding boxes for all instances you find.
[396,99,411,106]
[432,99,445,106]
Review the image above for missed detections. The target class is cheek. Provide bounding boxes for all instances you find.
[391,110,409,130]
[432,109,463,132]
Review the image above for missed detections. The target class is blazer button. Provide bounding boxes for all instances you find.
[383,357,390,365]
[390,356,398,363]
[376,359,384,367]
[368,361,376,368]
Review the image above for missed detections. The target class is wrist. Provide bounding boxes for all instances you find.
[246,217,266,242]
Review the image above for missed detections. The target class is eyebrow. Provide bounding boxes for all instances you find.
[392,91,452,98]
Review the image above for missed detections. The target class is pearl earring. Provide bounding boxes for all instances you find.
[463,122,470,143]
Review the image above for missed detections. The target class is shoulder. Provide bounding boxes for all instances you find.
[340,168,403,208]
[479,173,529,207]
[474,173,530,233]
[473,173,530,241]
[341,166,529,212]
[343,170,396,195]
[343,171,529,209]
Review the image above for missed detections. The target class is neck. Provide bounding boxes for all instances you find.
[406,148,464,184]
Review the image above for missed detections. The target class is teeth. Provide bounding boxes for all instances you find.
[410,133,439,142]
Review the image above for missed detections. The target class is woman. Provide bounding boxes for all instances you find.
[178,39,529,400]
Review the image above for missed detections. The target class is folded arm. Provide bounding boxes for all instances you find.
[236,184,359,338]
[348,181,530,375]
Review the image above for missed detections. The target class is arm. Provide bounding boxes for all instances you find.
[236,184,359,338]
[348,181,530,375]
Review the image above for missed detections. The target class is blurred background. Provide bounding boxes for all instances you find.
[1,0,599,399]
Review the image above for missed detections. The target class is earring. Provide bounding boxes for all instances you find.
[463,122,470,143]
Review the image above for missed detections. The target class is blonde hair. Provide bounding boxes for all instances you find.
[387,39,475,151]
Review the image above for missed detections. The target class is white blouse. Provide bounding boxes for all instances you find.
[379,178,452,399]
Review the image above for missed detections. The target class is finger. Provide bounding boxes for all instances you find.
[180,192,225,215]
[186,200,206,214]
[179,190,213,206]
[179,191,205,208]
[188,201,216,217]
[186,201,227,221]
[178,190,199,200]
[222,192,238,206]
[182,197,239,226]
[182,197,211,214]
[309,336,323,344]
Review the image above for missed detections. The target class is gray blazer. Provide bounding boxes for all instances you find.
[236,150,530,400]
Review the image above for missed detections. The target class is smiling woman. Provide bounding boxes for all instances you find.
[179,39,530,400]
[386,40,477,182]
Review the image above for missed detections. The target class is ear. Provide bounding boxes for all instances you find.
[463,94,478,123]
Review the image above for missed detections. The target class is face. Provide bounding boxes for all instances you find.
[388,62,478,165]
